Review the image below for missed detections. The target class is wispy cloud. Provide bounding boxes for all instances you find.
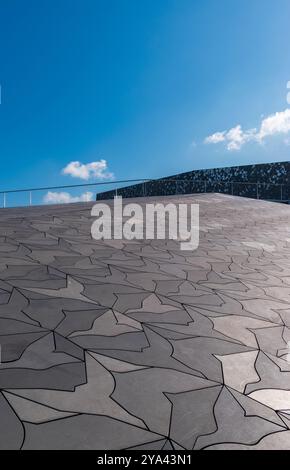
[204,131,226,145]
[62,160,114,180]
[204,108,290,151]
[43,191,93,204]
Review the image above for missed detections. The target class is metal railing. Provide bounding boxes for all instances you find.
[0,179,149,208]
[97,179,289,202]
[0,178,289,208]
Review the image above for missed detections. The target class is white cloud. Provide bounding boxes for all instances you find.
[204,108,290,151]
[226,125,257,151]
[258,109,290,140]
[204,131,226,144]
[43,191,93,204]
[62,160,114,180]
[205,125,256,151]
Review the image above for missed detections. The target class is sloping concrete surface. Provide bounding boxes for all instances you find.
[1,193,290,449]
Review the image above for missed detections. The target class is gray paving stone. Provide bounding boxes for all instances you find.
[22,414,162,450]
[195,387,283,449]
[0,392,24,449]
[168,385,222,449]
[1,194,290,449]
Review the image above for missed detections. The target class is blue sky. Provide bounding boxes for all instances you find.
[1,0,290,202]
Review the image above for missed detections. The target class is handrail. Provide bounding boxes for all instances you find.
[0,178,286,195]
[0,178,289,209]
[96,179,288,204]
[0,179,150,195]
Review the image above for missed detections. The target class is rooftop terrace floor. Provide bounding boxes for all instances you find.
[1,193,290,450]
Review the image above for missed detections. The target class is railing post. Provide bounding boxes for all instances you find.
[115,188,118,197]
[281,184,283,202]
[204,181,207,193]
[231,182,234,195]
[29,191,32,206]
[256,183,259,199]
[3,193,6,208]
[143,182,146,197]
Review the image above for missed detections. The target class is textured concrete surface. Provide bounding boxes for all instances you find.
[1,193,290,449]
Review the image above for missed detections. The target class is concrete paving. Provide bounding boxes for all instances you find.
[1,193,290,449]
